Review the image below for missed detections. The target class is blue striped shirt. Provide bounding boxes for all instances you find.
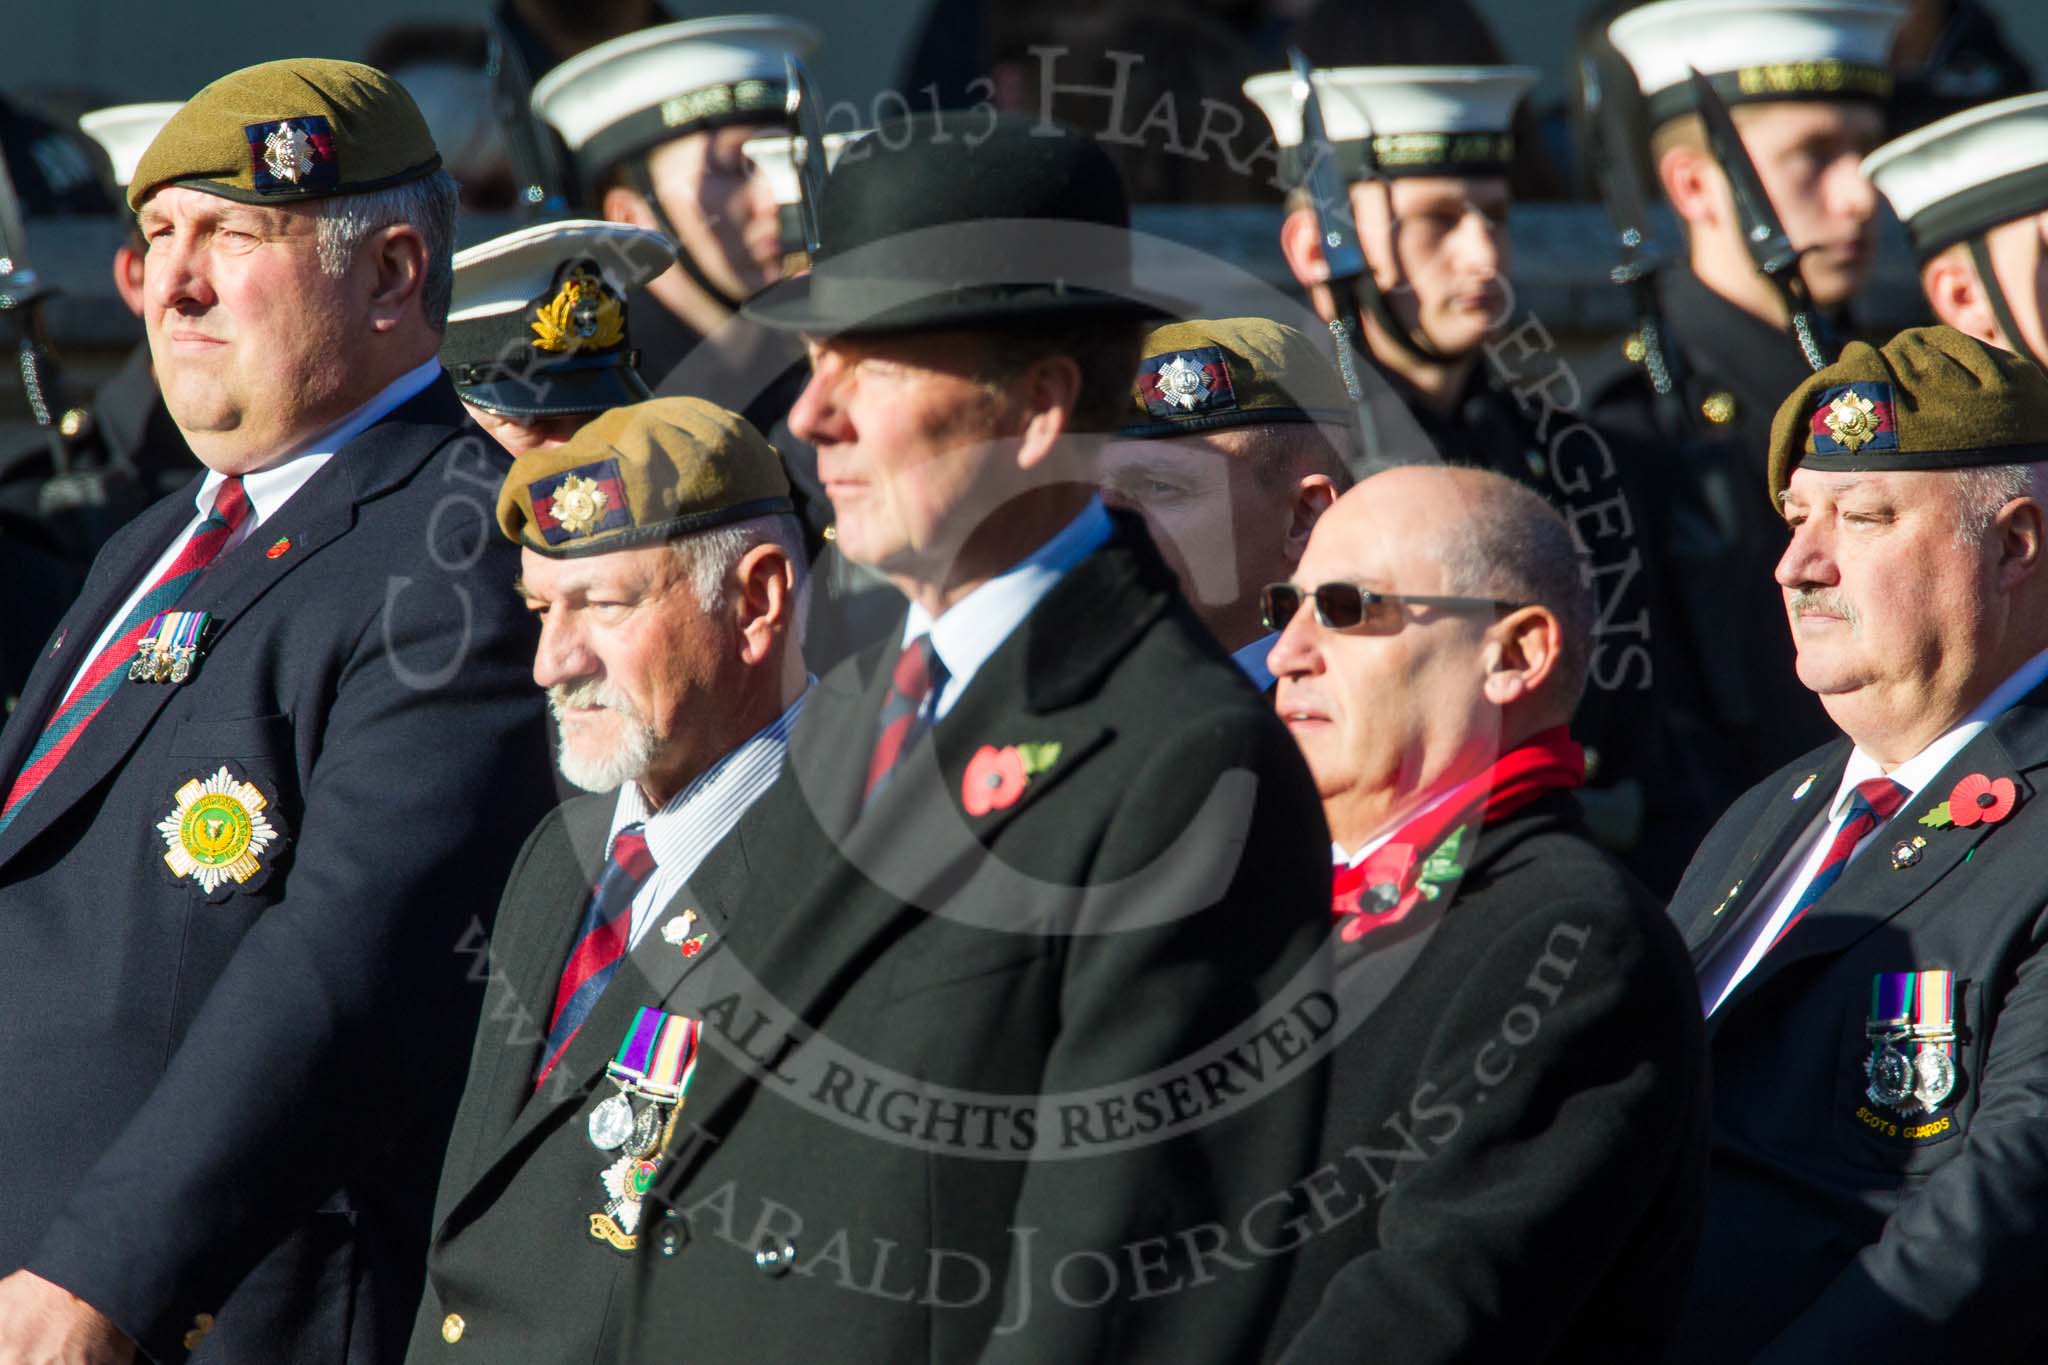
[608,686,809,948]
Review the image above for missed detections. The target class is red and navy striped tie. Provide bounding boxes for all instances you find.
[864,634,944,804]
[1767,776,1908,953]
[0,477,249,837]
[534,823,656,1087]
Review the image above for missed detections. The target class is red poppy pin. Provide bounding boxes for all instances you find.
[962,741,1062,817]
[266,537,291,559]
[1920,773,2019,830]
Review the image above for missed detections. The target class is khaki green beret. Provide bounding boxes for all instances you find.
[128,58,438,211]
[497,396,795,558]
[1124,317,1353,438]
[1767,325,2048,503]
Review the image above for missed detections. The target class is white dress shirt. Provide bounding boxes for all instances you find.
[606,688,809,949]
[899,498,1113,721]
[1701,644,2048,1014]
[63,358,442,704]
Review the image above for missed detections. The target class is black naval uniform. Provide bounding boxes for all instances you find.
[1671,683,2048,1363]
[0,342,197,567]
[1588,267,1838,804]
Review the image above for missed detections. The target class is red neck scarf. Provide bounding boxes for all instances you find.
[1330,727,1586,943]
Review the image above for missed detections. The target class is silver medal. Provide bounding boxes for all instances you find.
[1865,1043,1914,1110]
[587,1092,635,1150]
[1912,1048,1957,1110]
[625,1100,665,1157]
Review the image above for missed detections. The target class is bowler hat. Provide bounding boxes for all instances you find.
[743,113,1164,335]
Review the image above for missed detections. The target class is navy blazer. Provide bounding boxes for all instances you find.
[1673,679,2048,1363]
[0,378,553,1364]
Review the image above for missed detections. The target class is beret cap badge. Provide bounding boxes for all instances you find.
[1821,389,1882,452]
[246,115,338,196]
[549,475,611,537]
[1139,346,1237,420]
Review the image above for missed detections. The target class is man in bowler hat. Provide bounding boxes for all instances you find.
[611,114,1334,1363]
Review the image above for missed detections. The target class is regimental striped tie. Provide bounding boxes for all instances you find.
[534,823,657,1087]
[1768,776,1909,953]
[863,633,946,804]
[0,477,250,837]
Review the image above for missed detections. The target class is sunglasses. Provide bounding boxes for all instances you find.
[1260,582,1522,633]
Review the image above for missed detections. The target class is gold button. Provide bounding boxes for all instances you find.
[181,1313,216,1351]
[58,406,89,438]
[1622,332,1646,365]
[1701,391,1737,425]
[441,1313,465,1344]
[822,524,837,542]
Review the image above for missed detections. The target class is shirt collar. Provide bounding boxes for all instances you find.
[1828,644,2048,820]
[192,358,442,523]
[1233,631,1278,692]
[901,498,1114,696]
[611,684,812,847]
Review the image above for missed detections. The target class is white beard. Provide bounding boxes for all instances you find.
[548,679,658,794]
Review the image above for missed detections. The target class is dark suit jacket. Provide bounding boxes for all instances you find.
[609,512,1334,1364]
[1271,791,1709,1364]
[1673,680,2048,1363]
[406,792,765,1363]
[0,378,552,1364]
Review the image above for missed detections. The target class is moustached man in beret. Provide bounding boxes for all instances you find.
[606,113,1334,1364]
[1675,326,2048,1362]
[0,59,552,1364]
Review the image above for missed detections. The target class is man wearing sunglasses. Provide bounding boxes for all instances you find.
[1262,463,1709,1364]
[1865,92,2048,381]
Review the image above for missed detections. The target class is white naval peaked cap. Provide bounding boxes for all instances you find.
[448,219,677,325]
[740,130,858,207]
[1864,92,2048,259]
[78,102,183,188]
[1241,66,1536,179]
[530,15,821,174]
[1608,0,1907,127]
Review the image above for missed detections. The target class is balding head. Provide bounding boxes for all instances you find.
[1267,464,1592,847]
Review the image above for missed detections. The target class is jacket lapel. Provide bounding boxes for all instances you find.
[1683,747,1848,959]
[0,492,192,789]
[647,513,1178,1201]
[0,380,473,871]
[437,804,761,1236]
[1717,718,2043,1017]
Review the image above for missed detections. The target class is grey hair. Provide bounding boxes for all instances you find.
[1953,464,2039,546]
[314,168,459,330]
[669,512,809,612]
[1424,467,1597,712]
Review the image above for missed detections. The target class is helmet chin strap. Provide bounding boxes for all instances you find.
[1967,234,2048,377]
[1344,179,1459,366]
[624,157,748,316]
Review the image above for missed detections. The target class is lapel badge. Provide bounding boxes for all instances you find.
[1890,837,1925,870]
[157,766,278,892]
[47,627,66,658]
[962,741,1062,818]
[1792,773,1817,801]
[661,909,699,945]
[266,536,292,559]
